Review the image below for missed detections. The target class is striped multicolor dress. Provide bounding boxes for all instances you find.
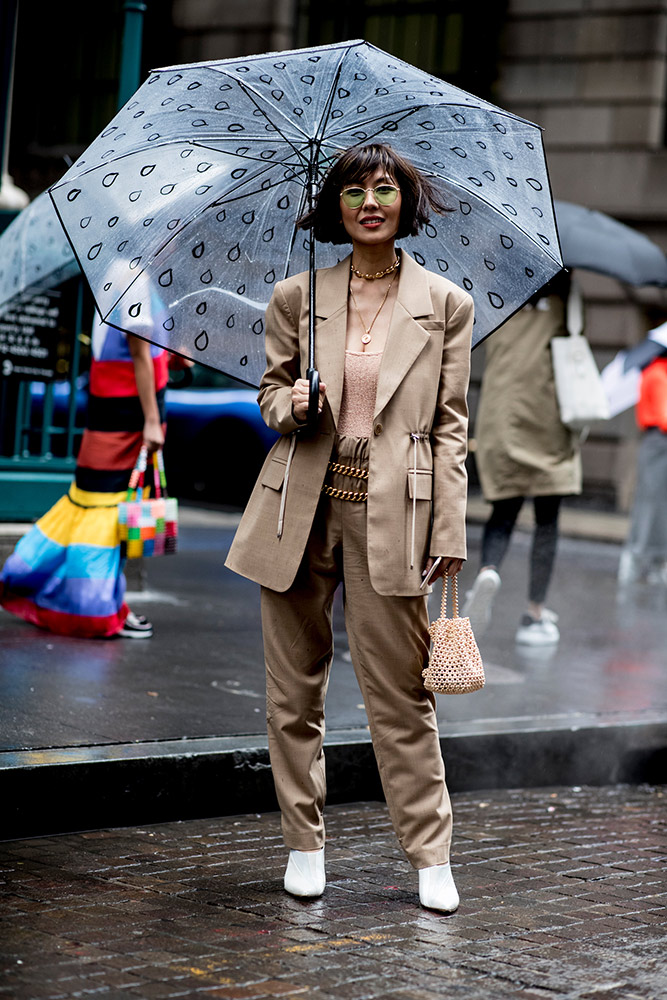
[0,325,168,637]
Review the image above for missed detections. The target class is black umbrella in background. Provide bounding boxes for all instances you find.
[555,200,667,287]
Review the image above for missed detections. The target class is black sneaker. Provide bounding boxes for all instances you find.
[119,610,153,639]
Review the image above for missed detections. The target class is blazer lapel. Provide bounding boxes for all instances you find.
[307,252,435,425]
[374,253,434,417]
[311,256,350,427]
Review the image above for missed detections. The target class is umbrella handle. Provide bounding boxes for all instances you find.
[306,367,320,427]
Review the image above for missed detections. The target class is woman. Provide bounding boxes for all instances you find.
[0,320,167,638]
[464,275,582,645]
[226,143,474,911]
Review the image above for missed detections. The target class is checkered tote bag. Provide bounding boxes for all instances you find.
[422,576,485,695]
[118,447,178,559]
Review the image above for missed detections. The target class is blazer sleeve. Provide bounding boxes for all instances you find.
[430,292,474,559]
[256,282,304,435]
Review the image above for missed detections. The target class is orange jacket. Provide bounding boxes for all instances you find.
[637,357,667,432]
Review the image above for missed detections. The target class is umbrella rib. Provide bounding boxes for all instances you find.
[361,40,539,128]
[312,49,346,150]
[323,103,537,146]
[214,69,313,169]
[447,177,563,266]
[191,139,311,183]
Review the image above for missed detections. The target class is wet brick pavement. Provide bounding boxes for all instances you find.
[1,784,666,1000]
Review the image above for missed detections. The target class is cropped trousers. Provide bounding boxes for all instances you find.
[260,437,452,870]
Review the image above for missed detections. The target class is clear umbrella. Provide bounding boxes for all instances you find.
[49,39,563,392]
[0,190,79,311]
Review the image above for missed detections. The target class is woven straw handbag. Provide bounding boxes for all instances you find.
[422,576,485,695]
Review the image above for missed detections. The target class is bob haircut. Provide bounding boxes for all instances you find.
[297,143,453,246]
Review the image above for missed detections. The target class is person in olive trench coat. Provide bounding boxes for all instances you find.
[463,276,582,646]
[225,144,473,913]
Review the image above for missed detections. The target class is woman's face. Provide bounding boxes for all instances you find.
[339,165,402,247]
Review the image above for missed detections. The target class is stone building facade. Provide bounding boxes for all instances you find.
[494,0,667,509]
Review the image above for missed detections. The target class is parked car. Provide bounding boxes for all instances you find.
[28,365,277,508]
[163,366,277,507]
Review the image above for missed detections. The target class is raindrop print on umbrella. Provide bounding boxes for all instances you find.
[49,39,564,410]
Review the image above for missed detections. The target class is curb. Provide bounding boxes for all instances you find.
[2,720,664,840]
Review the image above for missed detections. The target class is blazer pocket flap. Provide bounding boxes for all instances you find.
[407,469,433,500]
[261,457,287,491]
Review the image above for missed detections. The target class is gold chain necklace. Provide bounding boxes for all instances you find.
[349,270,398,347]
[350,257,400,281]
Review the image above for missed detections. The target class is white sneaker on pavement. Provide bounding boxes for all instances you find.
[462,568,501,634]
[515,612,560,646]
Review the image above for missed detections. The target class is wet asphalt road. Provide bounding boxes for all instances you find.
[1,506,666,752]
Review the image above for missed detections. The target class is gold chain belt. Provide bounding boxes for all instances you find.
[321,484,368,502]
[321,460,369,502]
[326,460,369,481]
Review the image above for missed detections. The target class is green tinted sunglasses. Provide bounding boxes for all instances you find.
[340,184,400,209]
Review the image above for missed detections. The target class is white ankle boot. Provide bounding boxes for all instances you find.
[418,862,459,913]
[284,848,325,898]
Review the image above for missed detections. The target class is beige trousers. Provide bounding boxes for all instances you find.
[260,438,453,870]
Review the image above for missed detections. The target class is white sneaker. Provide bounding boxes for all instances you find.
[284,848,325,898]
[462,568,501,634]
[515,613,560,646]
[418,863,459,913]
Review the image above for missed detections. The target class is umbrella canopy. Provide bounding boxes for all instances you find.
[49,39,563,386]
[0,191,79,311]
[554,200,667,288]
[600,320,667,417]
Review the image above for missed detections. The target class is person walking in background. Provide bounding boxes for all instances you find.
[464,273,582,646]
[0,319,169,639]
[617,326,667,586]
[226,143,473,912]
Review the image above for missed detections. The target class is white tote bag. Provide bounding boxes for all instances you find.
[550,283,610,431]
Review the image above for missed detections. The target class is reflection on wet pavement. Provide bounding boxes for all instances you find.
[0,513,665,752]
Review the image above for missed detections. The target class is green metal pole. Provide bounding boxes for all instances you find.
[117,1,147,110]
[0,0,19,183]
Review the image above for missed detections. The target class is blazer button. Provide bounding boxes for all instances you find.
[374,422,383,436]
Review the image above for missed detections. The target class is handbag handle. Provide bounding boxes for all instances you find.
[152,448,170,499]
[440,574,460,620]
[126,445,149,502]
[126,446,169,502]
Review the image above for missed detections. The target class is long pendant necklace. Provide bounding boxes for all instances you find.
[349,270,398,348]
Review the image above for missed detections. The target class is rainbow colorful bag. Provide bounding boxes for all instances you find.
[118,447,178,559]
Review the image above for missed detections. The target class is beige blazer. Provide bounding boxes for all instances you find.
[225,251,474,596]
